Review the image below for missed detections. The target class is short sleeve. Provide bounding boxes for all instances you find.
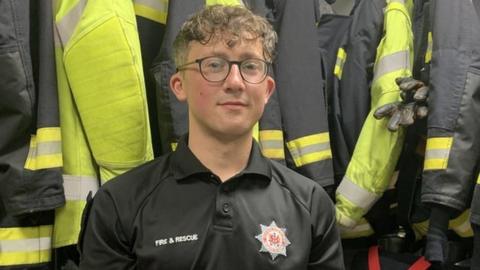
[78,188,136,270]
[308,185,345,270]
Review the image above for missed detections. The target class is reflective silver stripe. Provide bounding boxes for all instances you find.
[337,176,380,210]
[56,0,87,46]
[260,140,284,151]
[25,141,61,161]
[54,23,62,47]
[63,175,99,201]
[0,237,51,252]
[373,50,410,82]
[425,149,449,160]
[289,142,330,159]
[389,0,405,4]
[335,56,345,71]
[133,0,168,13]
[36,141,62,156]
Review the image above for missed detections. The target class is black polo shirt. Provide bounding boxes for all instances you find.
[78,136,344,270]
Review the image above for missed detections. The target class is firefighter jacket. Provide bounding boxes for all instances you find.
[327,0,385,180]
[245,0,286,165]
[420,0,480,214]
[324,0,385,181]
[53,0,153,248]
[267,0,334,187]
[336,0,414,234]
[391,0,475,242]
[0,0,64,267]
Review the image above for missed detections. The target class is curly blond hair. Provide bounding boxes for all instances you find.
[173,5,277,66]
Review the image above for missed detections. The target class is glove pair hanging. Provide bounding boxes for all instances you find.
[374,77,429,132]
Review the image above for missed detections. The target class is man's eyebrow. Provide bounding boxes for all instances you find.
[208,52,262,60]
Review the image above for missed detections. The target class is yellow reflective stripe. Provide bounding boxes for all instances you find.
[286,133,332,167]
[134,0,168,24]
[477,173,480,184]
[373,50,410,82]
[24,128,63,170]
[339,218,374,239]
[63,175,99,201]
[259,130,285,159]
[0,225,52,266]
[0,250,51,266]
[0,226,52,240]
[334,48,346,79]
[55,0,86,46]
[171,142,178,152]
[425,32,432,63]
[37,127,61,141]
[337,176,380,210]
[449,210,473,238]
[424,137,453,170]
[206,0,244,6]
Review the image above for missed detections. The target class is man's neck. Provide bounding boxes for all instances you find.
[188,131,252,182]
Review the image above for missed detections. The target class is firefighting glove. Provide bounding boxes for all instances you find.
[374,77,429,132]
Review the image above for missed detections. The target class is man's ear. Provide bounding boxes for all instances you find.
[264,76,276,104]
[170,72,187,101]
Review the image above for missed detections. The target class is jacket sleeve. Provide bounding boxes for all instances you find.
[79,188,135,270]
[308,185,344,270]
[421,0,480,211]
[62,0,154,182]
[335,0,413,228]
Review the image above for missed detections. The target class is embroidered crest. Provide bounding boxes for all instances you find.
[255,221,291,260]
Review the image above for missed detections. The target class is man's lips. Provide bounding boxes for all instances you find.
[219,101,247,106]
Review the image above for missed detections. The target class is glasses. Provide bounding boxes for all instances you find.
[176,56,270,84]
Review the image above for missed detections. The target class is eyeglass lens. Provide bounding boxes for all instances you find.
[200,57,267,83]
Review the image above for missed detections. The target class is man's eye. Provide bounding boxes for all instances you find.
[242,60,262,71]
[204,59,226,71]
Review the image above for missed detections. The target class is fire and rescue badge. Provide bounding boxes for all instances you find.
[255,221,291,260]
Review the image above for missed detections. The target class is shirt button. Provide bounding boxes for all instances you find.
[222,203,230,213]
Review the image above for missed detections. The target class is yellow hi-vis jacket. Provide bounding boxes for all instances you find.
[335,0,413,237]
[53,0,153,248]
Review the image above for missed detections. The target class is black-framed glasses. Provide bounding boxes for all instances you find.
[176,56,270,84]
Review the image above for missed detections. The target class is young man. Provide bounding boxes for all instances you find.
[78,5,344,269]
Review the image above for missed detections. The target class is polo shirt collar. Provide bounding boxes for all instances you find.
[170,134,271,181]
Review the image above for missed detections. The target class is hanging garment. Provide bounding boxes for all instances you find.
[420,0,480,263]
[268,0,334,188]
[335,0,387,165]
[246,0,287,165]
[317,12,352,181]
[53,0,153,249]
[134,0,168,157]
[0,0,64,268]
[335,0,414,237]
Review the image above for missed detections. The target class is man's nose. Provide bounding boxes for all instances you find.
[224,64,245,86]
